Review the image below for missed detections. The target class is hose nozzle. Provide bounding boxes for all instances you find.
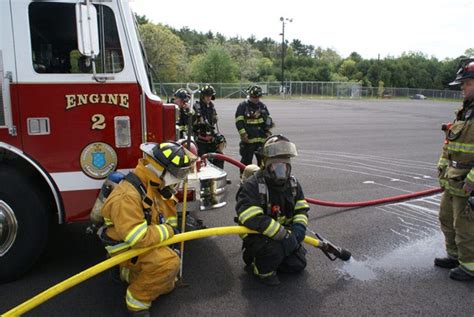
[311,230,351,261]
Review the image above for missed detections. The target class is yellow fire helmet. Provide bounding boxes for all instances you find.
[140,141,196,180]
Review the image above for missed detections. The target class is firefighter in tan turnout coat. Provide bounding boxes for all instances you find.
[436,59,474,281]
[101,142,195,315]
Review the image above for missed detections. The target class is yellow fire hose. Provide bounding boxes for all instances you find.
[3,227,321,316]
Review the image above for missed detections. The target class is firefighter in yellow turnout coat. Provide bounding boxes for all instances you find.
[436,59,474,281]
[101,142,195,315]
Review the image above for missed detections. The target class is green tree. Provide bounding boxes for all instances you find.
[256,57,277,81]
[252,37,279,60]
[139,23,187,82]
[168,26,212,57]
[291,39,314,57]
[339,59,357,79]
[134,13,149,25]
[224,40,262,81]
[464,48,474,57]
[190,44,237,82]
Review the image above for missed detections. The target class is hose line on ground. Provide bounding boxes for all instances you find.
[202,152,443,207]
[3,227,321,316]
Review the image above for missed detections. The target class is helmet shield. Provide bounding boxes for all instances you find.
[263,140,298,158]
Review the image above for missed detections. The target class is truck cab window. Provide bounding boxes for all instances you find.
[29,3,124,74]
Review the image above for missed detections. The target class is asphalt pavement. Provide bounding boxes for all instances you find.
[1,97,474,316]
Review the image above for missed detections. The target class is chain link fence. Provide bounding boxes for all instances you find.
[155,81,463,101]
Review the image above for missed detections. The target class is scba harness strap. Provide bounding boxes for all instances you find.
[233,173,298,224]
[256,174,298,217]
[123,172,152,225]
[98,172,153,247]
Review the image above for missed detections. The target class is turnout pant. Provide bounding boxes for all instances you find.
[239,142,263,167]
[119,247,180,311]
[242,235,307,276]
[439,190,474,273]
[197,140,224,169]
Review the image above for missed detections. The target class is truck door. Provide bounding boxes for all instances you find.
[11,0,143,220]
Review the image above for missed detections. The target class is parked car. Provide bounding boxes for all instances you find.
[410,94,427,100]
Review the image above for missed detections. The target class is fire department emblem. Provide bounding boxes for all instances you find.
[92,152,106,169]
[80,142,117,179]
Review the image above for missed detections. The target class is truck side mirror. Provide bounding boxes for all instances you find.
[75,3,100,57]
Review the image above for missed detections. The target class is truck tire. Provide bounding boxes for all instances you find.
[0,167,50,283]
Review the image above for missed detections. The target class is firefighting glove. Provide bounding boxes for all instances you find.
[281,230,298,257]
[291,223,306,243]
[240,133,249,143]
[463,181,474,194]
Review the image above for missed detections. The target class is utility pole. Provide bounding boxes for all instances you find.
[280,17,292,95]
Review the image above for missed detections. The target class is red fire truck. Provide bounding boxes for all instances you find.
[0,0,227,282]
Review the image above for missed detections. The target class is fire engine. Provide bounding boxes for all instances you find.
[0,0,227,282]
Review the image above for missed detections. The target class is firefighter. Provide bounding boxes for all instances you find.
[174,88,193,139]
[100,141,196,315]
[192,84,226,168]
[235,85,273,168]
[435,59,474,281]
[235,135,310,286]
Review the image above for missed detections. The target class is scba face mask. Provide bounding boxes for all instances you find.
[266,162,291,186]
[146,163,182,199]
[159,171,183,199]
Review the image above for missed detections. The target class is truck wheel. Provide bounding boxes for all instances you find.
[0,167,50,283]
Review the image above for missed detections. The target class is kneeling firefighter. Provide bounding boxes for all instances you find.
[235,135,310,286]
[100,141,196,316]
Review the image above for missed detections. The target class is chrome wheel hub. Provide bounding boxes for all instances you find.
[0,200,18,257]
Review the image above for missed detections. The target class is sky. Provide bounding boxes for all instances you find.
[129,0,473,60]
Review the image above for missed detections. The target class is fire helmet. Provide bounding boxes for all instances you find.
[247,85,263,98]
[140,141,196,180]
[200,84,216,100]
[262,134,298,159]
[241,164,260,183]
[261,135,297,186]
[450,59,474,86]
[174,88,191,102]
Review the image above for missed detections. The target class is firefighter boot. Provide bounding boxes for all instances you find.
[129,310,150,317]
[449,266,474,281]
[244,264,280,286]
[242,248,253,266]
[434,257,459,269]
[258,272,280,286]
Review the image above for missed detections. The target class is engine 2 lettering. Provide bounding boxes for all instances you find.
[65,93,129,109]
